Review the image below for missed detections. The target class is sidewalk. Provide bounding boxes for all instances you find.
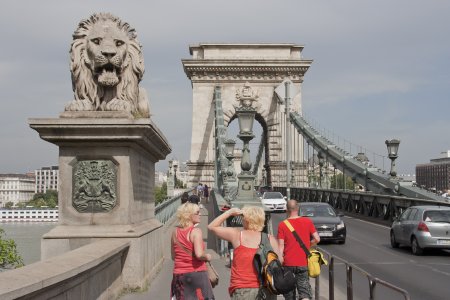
[120,199,231,299]
[120,199,345,300]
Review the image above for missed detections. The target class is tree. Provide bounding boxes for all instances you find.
[175,178,185,189]
[0,228,24,270]
[155,182,167,205]
[33,193,44,201]
[4,201,14,209]
[27,190,58,208]
[330,174,355,190]
[47,198,57,208]
[16,202,26,209]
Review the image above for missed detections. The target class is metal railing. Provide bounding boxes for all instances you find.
[210,188,231,256]
[275,186,450,223]
[316,247,410,300]
[155,189,194,224]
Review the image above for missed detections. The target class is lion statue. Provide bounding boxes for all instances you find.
[65,13,150,117]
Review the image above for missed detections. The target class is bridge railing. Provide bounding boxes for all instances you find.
[155,189,194,224]
[275,186,450,223]
[210,188,231,256]
[316,247,410,300]
[0,239,130,299]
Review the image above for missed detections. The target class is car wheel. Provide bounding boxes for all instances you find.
[337,239,346,245]
[390,231,399,248]
[411,236,424,255]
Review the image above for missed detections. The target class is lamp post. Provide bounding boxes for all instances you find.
[385,139,400,177]
[285,81,292,200]
[318,152,325,188]
[224,139,236,181]
[262,168,267,186]
[290,163,295,186]
[173,163,178,188]
[235,105,257,206]
[275,79,299,200]
[167,159,174,197]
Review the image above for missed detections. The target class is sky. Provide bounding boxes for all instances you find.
[0,0,449,175]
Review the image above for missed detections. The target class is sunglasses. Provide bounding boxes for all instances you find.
[193,211,200,215]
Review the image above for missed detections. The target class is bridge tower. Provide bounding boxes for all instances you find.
[183,44,312,189]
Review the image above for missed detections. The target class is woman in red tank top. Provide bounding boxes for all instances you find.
[171,203,215,300]
[208,206,280,300]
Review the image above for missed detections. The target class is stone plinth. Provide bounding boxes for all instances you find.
[234,173,261,208]
[29,112,171,288]
[29,112,170,225]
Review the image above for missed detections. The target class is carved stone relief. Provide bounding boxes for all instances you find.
[72,160,117,213]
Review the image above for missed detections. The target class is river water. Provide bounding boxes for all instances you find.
[1,222,55,265]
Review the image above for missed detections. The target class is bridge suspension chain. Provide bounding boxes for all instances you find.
[291,112,444,201]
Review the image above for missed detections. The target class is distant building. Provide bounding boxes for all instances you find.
[176,161,189,188]
[0,173,35,207]
[416,151,450,194]
[155,171,167,187]
[35,166,59,193]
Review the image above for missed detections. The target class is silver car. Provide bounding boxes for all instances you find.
[390,205,450,255]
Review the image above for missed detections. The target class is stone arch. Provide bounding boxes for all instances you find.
[182,43,312,188]
[226,110,272,186]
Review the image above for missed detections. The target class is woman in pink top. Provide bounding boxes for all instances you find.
[171,203,215,300]
[208,206,279,300]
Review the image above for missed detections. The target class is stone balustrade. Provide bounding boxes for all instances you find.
[0,239,130,300]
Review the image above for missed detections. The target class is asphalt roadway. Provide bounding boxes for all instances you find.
[271,213,450,300]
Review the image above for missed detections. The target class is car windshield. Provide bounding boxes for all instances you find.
[263,192,283,199]
[300,205,336,217]
[423,210,450,223]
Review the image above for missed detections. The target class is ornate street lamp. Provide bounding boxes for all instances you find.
[168,159,173,175]
[385,139,400,177]
[167,159,174,197]
[173,163,178,188]
[236,106,256,173]
[233,82,260,207]
[318,152,325,188]
[224,139,236,181]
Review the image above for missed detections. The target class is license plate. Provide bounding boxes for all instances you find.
[437,239,450,245]
[319,231,333,237]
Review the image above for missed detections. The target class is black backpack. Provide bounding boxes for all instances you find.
[253,232,296,295]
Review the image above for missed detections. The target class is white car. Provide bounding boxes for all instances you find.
[261,192,287,212]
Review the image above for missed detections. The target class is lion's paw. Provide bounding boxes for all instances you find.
[104,98,133,112]
[65,99,94,111]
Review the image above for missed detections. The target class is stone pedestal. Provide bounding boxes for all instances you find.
[234,173,260,208]
[29,112,171,288]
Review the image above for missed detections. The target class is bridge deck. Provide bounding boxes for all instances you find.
[120,199,339,300]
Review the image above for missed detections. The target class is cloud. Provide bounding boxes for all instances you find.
[1,0,450,175]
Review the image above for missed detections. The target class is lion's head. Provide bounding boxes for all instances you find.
[65,13,149,117]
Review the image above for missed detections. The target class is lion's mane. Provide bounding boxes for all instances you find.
[66,13,149,117]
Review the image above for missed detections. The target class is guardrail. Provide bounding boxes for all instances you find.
[0,239,130,300]
[210,188,231,256]
[275,186,450,223]
[316,247,410,300]
[155,189,194,224]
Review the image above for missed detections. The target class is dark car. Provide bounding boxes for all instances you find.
[390,205,450,255]
[299,202,346,244]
